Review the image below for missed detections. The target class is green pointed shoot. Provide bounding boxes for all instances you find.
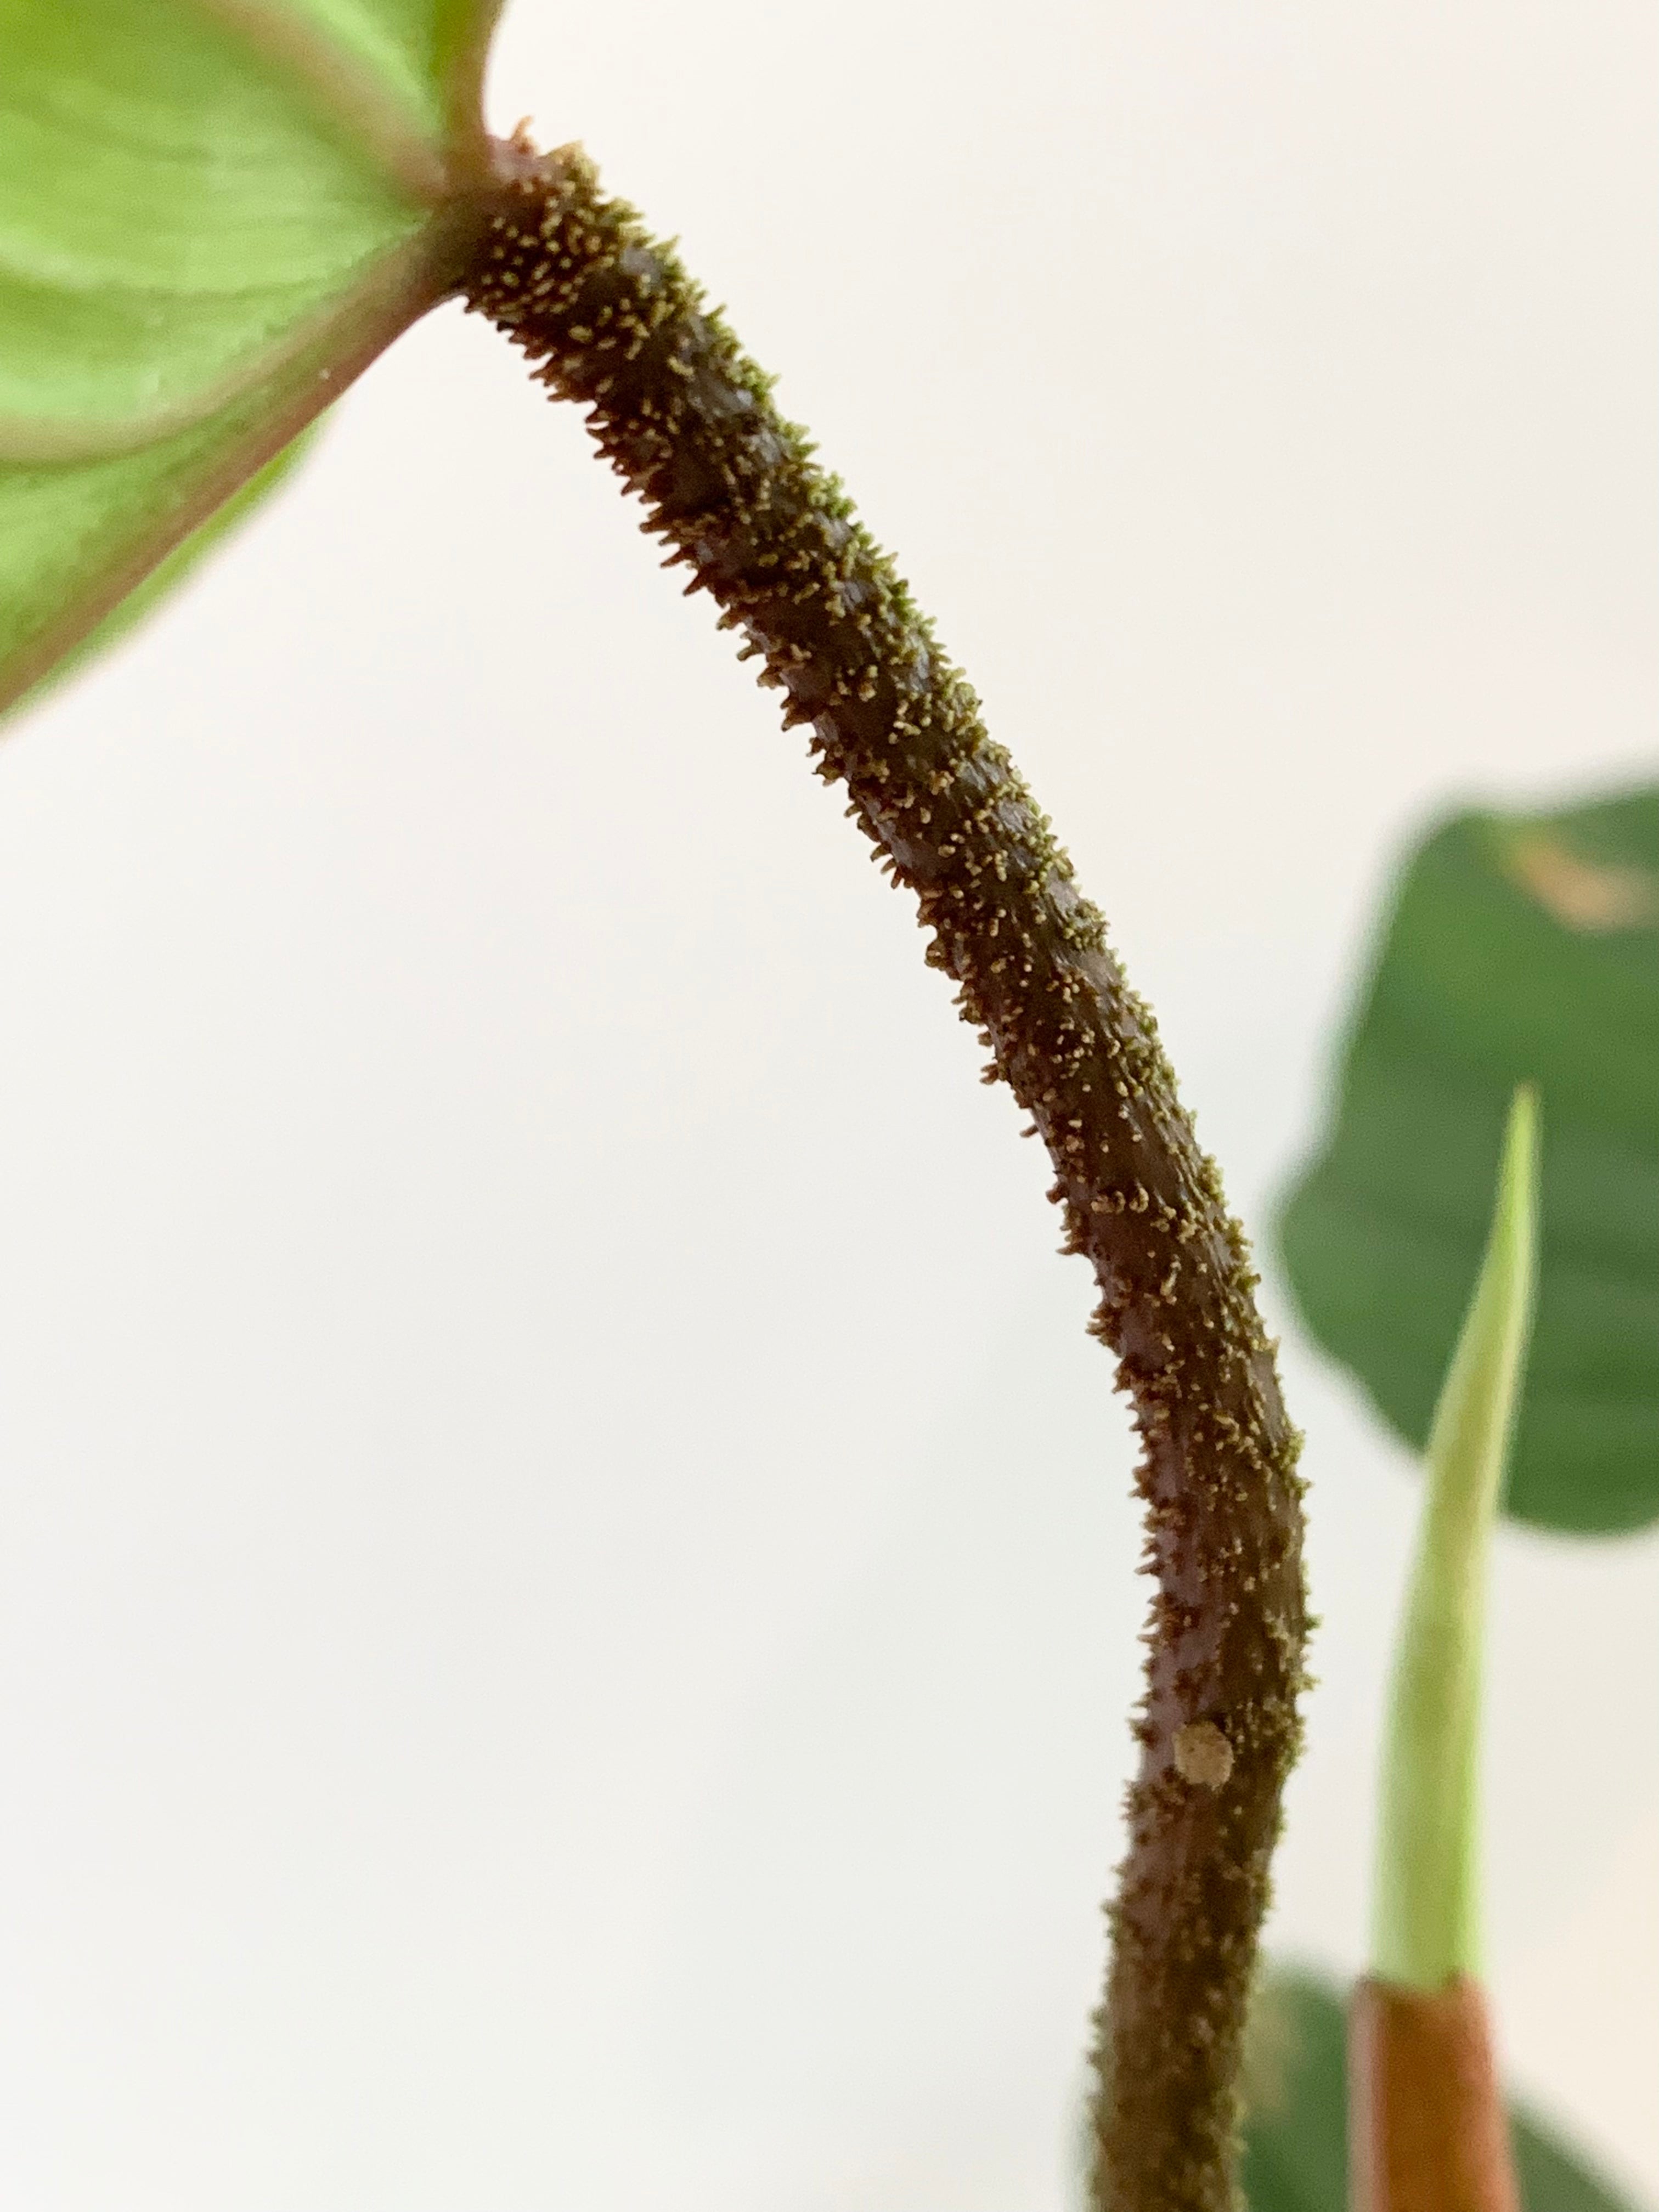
[1371,1084,1540,1990]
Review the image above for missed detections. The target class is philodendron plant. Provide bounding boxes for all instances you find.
[1245,787,1659,2208]
[2,7,1654,2209]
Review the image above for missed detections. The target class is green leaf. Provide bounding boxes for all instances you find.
[0,0,503,714]
[1243,1969,1640,2212]
[7,426,318,715]
[1373,1087,1537,1991]
[1277,787,1659,1534]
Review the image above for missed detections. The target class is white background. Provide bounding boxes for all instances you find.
[0,0,1654,2203]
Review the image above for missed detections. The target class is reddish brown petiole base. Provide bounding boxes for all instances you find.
[1348,1977,1520,2212]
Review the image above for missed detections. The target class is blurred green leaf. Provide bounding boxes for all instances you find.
[1277,787,1659,1533]
[0,0,503,715]
[1243,1969,1641,2212]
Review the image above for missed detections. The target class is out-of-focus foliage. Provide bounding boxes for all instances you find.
[1243,1970,1639,2212]
[1278,787,1659,1533]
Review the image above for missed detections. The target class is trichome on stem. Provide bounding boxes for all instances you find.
[461,134,1309,2212]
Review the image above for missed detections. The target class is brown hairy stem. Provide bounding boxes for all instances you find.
[462,137,1308,2210]
[1348,1979,1520,2212]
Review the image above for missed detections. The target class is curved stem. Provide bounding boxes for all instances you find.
[462,138,1308,2211]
